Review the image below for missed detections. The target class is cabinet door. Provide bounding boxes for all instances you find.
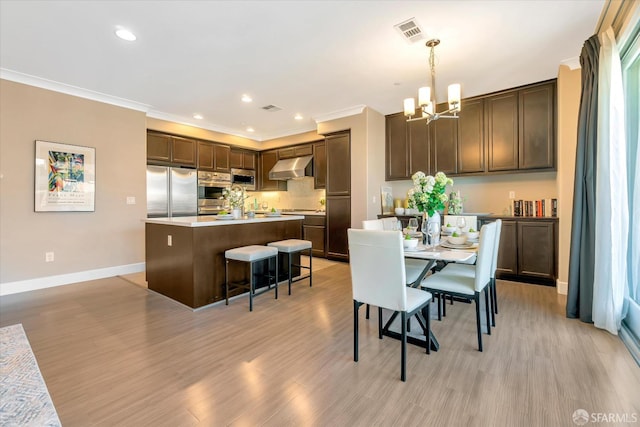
[259,150,286,191]
[304,225,326,258]
[171,136,196,167]
[409,119,430,176]
[519,82,555,170]
[517,221,555,280]
[385,112,409,180]
[147,132,172,163]
[197,141,215,171]
[213,144,230,172]
[457,98,485,174]
[486,91,519,171]
[430,104,458,175]
[229,150,243,169]
[243,151,256,170]
[313,142,326,189]
[326,133,350,197]
[496,220,517,275]
[326,196,350,261]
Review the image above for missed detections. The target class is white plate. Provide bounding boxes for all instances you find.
[264,213,281,217]
[439,241,475,249]
[216,214,234,220]
[404,245,427,252]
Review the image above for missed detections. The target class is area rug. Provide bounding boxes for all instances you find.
[0,324,61,427]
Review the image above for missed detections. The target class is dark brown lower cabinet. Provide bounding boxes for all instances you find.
[303,215,326,258]
[326,196,350,261]
[480,217,557,286]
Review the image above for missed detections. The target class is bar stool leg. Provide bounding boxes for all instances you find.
[249,261,254,312]
[225,259,230,305]
[309,248,313,287]
[275,254,279,299]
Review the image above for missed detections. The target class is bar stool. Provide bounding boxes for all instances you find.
[225,245,278,311]
[267,239,312,295]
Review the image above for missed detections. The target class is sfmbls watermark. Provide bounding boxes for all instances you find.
[572,409,638,425]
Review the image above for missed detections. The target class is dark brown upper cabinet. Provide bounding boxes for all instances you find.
[197,141,230,172]
[258,150,287,191]
[213,144,230,172]
[278,144,313,159]
[430,102,458,175]
[457,98,485,174]
[230,149,256,170]
[313,142,326,189]
[486,91,519,171]
[197,141,215,170]
[385,112,410,180]
[519,83,556,170]
[147,132,196,167]
[325,132,351,197]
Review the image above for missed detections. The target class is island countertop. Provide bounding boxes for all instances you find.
[144,214,304,228]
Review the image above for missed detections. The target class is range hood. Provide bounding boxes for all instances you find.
[269,155,313,180]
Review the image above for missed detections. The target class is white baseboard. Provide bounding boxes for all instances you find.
[0,263,146,296]
[556,279,568,295]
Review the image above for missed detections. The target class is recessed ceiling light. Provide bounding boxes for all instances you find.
[115,27,136,41]
[294,114,303,120]
[193,114,203,120]
[241,94,252,103]
[246,127,255,132]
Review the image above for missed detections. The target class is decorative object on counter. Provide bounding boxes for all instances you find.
[448,190,464,214]
[394,207,405,215]
[380,186,393,214]
[222,184,249,219]
[319,198,325,210]
[407,171,453,246]
[402,39,461,126]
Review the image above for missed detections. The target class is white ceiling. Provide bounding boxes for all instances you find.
[0,0,604,142]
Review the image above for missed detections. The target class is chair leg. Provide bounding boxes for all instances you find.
[401,311,407,382]
[354,300,359,362]
[484,288,491,335]
[437,294,442,321]
[490,279,496,327]
[309,249,313,287]
[225,259,230,305]
[366,304,370,319]
[378,307,383,339]
[493,278,499,314]
[442,293,447,317]
[475,292,483,352]
[425,301,431,355]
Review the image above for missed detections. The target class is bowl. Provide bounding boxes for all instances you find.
[448,235,468,245]
[403,238,419,249]
[442,225,456,234]
[465,230,479,240]
[394,207,405,215]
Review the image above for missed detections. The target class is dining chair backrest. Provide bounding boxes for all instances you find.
[474,222,497,292]
[347,229,408,312]
[362,219,384,230]
[490,219,502,279]
[380,217,399,231]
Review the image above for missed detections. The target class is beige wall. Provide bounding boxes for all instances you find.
[0,80,147,290]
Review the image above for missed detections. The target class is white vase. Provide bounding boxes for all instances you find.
[232,208,242,219]
[424,211,441,245]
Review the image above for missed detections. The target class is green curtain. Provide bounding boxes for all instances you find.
[566,35,600,322]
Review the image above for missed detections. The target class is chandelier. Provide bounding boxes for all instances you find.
[404,39,461,124]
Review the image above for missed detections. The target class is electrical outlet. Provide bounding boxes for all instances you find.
[509,191,515,199]
[126,196,136,205]
[167,235,172,246]
[45,252,54,262]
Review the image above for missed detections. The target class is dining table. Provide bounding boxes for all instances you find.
[380,242,478,351]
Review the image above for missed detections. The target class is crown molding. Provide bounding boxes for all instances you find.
[313,104,366,124]
[560,56,581,70]
[0,68,151,112]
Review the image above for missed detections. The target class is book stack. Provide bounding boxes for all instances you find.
[512,198,557,217]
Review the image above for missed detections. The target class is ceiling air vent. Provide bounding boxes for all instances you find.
[394,18,424,43]
[261,104,282,112]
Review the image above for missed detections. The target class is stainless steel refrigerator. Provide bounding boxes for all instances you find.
[146,166,197,217]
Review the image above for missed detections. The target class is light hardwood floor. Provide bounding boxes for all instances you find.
[1,262,639,426]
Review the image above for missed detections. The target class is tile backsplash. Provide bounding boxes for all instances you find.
[247,177,325,211]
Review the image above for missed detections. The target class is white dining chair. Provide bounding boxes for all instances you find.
[440,219,502,327]
[420,221,497,352]
[348,228,433,381]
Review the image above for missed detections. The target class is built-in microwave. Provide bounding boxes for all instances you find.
[231,168,256,191]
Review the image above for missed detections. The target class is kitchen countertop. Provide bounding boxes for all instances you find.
[254,210,326,216]
[145,215,304,228]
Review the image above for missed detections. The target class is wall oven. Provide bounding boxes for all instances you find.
[197,171,231,215]
[231,168,256,191]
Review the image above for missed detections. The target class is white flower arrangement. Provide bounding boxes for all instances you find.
[407,171,453,216]
[221,185,248,209]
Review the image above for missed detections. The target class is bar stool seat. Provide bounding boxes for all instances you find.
[225,245,278,311]
[267,239,312,295]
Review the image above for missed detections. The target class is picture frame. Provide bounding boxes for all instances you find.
[34,140,96,212]
[380,186,393,215]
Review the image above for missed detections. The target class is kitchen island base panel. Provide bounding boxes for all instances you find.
[145,219,302,308]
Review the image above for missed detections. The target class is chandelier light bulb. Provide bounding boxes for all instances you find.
[418,87,431,107]
[404,98,416,117]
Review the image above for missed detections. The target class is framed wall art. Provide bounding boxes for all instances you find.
[34,140,96,212]
[380,186,393,215]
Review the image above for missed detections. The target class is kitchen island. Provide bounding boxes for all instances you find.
[145,215,303,308]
